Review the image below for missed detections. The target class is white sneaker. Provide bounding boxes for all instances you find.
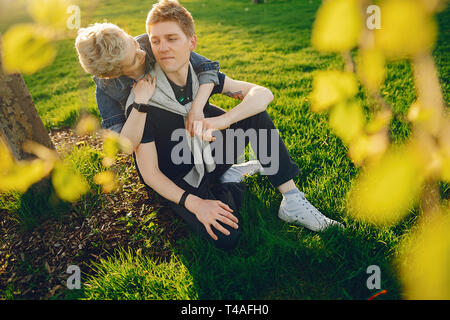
[219,160,263,183]
[278,191,344,232]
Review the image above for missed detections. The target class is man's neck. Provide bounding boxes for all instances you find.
[165,62,189,87]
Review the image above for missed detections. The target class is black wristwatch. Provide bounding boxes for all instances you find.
[132,102,151,113]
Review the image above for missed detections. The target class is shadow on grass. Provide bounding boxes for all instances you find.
[172,178,403,300]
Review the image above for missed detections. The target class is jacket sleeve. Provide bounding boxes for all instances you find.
[189,51,220,85]
[95,85,127,134]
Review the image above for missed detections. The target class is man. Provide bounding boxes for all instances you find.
[130,0,343,250]
[76,0,343,251]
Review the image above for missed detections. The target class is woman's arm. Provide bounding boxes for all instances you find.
[185,82,215,136]
[119,74,156,152]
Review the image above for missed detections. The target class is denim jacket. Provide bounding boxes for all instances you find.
[94,33,220,133]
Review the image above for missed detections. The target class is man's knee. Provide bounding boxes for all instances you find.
[212,223,242,251]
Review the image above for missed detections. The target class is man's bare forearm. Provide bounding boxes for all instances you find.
[134,143,201,213]
[144,169,202,214]
[223,86,273,125]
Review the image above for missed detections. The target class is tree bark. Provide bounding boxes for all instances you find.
[0,48,54,161]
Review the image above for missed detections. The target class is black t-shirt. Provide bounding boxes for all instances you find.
[136,71,226,181]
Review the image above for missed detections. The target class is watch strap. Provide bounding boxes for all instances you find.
[132,102,151,113]
[179,191,190,209]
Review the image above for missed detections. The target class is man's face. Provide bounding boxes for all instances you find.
[118,32,146,77]
[148,20,196,74]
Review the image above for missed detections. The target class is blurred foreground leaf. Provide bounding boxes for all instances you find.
[399,210,450,299]
[94,170,117,193]
[311,0,362,52]
[329,100,365,144]
[2,24,56,74]
[375,0,437,59]
[27,0,71,30]
[52,161,89,202]
[310,71,358,112]
[347,143,426,225]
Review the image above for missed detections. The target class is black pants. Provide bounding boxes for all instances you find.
[135,107,300,250]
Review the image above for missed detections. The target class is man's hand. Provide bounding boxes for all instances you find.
[192,114,231,142]
[133,74,156,104]
[185,108,204,137]
[185,195,239,241]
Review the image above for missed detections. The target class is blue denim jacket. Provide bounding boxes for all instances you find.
[94,33,220,133]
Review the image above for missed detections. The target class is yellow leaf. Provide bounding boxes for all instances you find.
[310,71,358,112]
[118,136,133,155]
[407,100,441,135]
[101,156,115,168]
[0,159,51,193]
[102,130,133,160]
[22,140,59,162]
[102,131,120,159]
[441,153,450,182]
[2,24,56,74]
[399,211,450,299]
[348,131,389,166]
[27,0,71,30]
[312,0,362,52]
[52,161,89,202]
[329,101,365,144]
[347,143,425,225]
[365,109,392,134]
[357,48,386,92]
[94,171,117,193]
[76,115,100,136]
[0,138,15,174]
[375,0,437,59]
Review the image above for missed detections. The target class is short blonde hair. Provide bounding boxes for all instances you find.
[146,0,195,38]
[75,23,128,78]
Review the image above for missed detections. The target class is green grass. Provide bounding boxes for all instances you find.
[0,144,105,230]
[12,0,450,299]
[82,248,198,300]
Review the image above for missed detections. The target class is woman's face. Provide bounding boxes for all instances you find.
[119,34,147,78]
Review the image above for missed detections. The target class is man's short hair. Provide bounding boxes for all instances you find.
[146,0,195,38]
[75,23,128,78]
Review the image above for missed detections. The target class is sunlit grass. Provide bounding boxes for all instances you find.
[13,0,449,299]
[82,248,198,300]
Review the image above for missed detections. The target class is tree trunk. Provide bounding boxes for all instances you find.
[0,49,54,161]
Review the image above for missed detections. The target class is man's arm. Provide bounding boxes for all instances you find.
[198,76,274,140]
[221,76,274,124]
[135,141,239,240]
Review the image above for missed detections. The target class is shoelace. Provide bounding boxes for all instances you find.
[291,192,329,225]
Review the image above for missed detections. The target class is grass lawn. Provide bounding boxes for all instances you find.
[2,0,448,299]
